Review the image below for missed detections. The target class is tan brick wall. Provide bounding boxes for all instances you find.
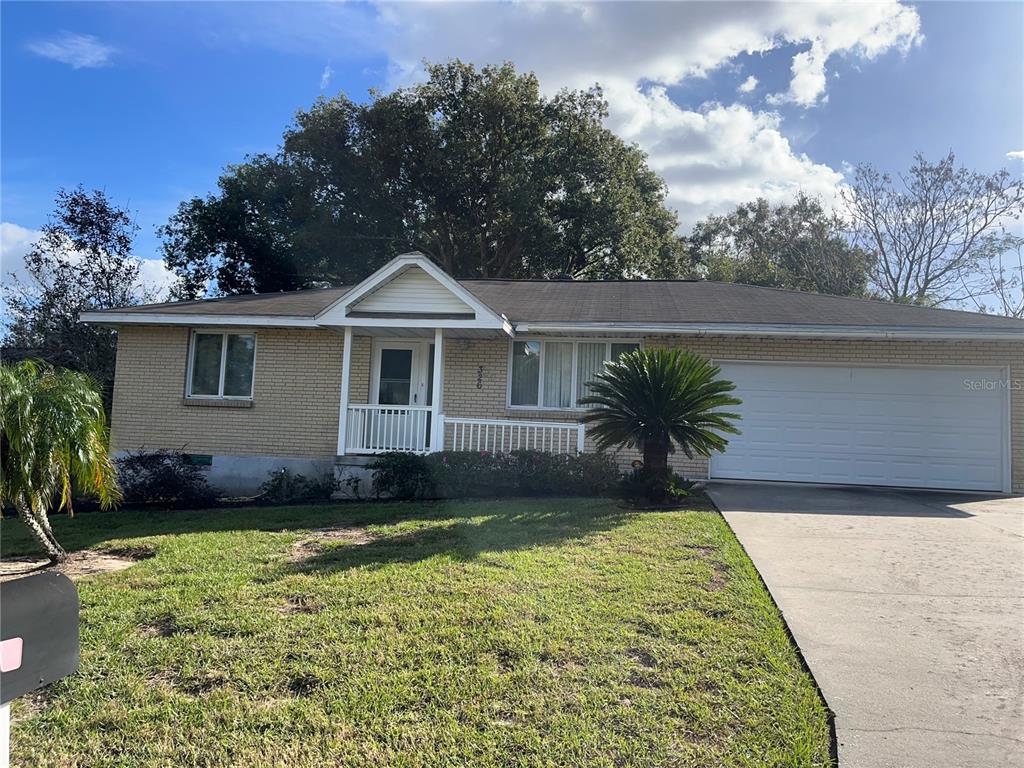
[111,326,346,459]
[112,328,1024,492]
[438,336,1024,492]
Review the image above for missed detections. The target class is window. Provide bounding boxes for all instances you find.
[509,339,640,409]
[187,332,256,399]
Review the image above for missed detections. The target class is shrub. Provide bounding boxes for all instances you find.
[116,450,219,509]
[369,452,437,500]
[258,468,338,505]
[619,465,694,506]
[368,450,619,500]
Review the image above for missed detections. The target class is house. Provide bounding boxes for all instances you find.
[81,252,1024,495]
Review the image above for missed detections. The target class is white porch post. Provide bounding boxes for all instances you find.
[430,327,444,452]
[337,326,353,456]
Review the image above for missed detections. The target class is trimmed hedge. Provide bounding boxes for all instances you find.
[368,450,619,500]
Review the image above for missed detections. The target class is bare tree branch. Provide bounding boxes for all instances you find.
[842,152,1024,307]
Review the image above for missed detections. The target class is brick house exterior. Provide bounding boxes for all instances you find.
[87,253,1024,494]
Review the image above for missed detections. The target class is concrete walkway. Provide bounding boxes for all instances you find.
[708,483,1024,768]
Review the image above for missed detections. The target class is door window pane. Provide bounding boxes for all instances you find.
[576,342,609,404]
[611,342,640,360]
[378,348,413,404]
[223,334,256,397]
[543,342,573,408]
[190,334,223,396]
[510,341,540,406]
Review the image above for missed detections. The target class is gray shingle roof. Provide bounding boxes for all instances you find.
[102,286,351,316]
[462,280,1024,330]
[87,279,1024,332]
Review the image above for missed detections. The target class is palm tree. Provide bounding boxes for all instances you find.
[0,360,121,562]
[579,348,741,502]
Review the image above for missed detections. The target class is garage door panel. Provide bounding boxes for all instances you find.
[711,363,1005,491]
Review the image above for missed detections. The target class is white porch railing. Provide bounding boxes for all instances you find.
[346,405,433,454]
[441,417,585,455]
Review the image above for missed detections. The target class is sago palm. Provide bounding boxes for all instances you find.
[0,360,121,562]
[579,348,741,500]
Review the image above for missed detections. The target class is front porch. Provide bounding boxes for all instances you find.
[325,252,587,459]
[335,327,585,457]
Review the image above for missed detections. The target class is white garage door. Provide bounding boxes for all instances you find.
[710,363,1007,492]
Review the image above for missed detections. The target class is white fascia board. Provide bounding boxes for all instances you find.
[326,315,513,332]
[79,312,319,328]
[315,252,509,329]
[513,322,1024,341]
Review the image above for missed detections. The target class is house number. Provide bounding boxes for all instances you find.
[476,366,484,389]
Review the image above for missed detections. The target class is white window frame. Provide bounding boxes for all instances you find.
[506,337,642,411]
[185,329,258,400]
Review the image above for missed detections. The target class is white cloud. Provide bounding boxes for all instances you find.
[1,222,176,303]
[767,3,921,106]
[738,75,758,94]
[605,91,843,227]
[1,223,42,286]
[26,32,115,69]
[370,1,907,227]
[377,2,921,105]
[137,259,179,299]
[1008,150,1024,160]
[320,63,334,90]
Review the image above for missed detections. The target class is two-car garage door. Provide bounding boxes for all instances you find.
[710,363,1008,492]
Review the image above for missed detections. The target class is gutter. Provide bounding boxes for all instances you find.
[513,322,1024,341]
[78,312,320,328]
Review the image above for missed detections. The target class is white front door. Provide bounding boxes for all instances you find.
[710,362,1008,492]
[369,342,434,451]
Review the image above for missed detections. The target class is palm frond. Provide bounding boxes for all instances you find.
[579,347,742,458]
[0,360,122,554]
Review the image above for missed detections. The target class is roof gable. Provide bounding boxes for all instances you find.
[315,252,510,331]
[348,265,473,316]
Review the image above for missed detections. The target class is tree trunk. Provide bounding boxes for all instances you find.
[15,501,67,564]
[642,439,670,504]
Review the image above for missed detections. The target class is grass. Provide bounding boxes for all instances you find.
[2,498,833,767]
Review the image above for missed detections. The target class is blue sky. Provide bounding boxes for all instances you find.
[2,1,1022,294]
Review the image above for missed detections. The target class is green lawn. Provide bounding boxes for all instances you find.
[2,498,833,767]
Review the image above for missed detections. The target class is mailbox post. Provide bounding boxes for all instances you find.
[0,573,80,768]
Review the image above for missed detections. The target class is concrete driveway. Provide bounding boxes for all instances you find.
[708,483,1024,768]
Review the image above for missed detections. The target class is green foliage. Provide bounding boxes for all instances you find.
[619,467,695,506]
[116,451,219,509]
[687,194,872,297]
[161,60,682,296]
[0,360,121,561]
[258,467,338,505]
[2,187,162,401]
[368,450,619,500]
[580,348,741,503]
[368,452,438,500]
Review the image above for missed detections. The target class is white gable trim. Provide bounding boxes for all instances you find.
[350,265,473,315]
[316,252,511,332]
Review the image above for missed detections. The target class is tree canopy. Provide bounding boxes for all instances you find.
[2,186,159,399]
[843,152,1024,306]
[686,194,872,297]
[161,61,682,297]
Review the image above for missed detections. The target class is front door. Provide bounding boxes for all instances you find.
[371,342,434,450]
